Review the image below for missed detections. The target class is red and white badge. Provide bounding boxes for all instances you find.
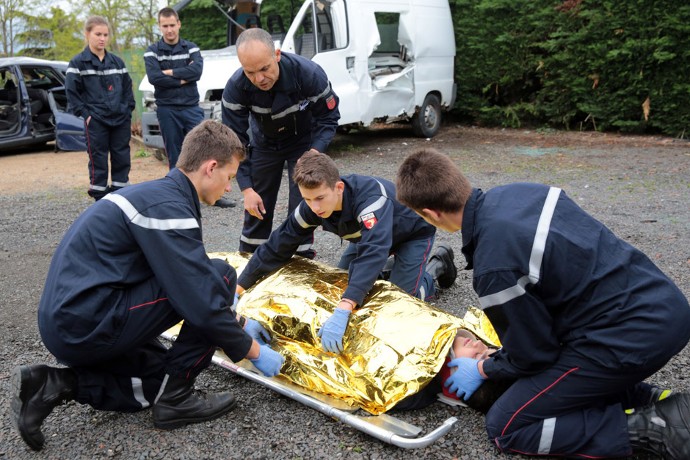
[361,212,378,229]
[326,95,336,110]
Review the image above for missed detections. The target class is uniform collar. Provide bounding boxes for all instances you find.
[460,188,482,269]
[80,46,108,65]
[270,53,297,92]
[338,176,355,222]
[158,38,186,51]
[168,168,202,217]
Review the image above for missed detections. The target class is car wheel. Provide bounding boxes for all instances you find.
[411,93,442,138]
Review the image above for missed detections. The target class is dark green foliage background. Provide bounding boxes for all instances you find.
[453,0,690,136]
[178,0,294,50]
[177,0,227,51]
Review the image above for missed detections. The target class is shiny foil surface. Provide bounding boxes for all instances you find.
[209,252,497,414]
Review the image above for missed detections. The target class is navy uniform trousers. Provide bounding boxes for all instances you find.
[85,118,131,200]
[41,259,234,412]
[486,341,688,457]
[239,147,313,257]
[157,105,204,169]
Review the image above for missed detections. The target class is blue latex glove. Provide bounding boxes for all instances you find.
[445,357,486,401]
[317,308,351,353]
[250,344,284,377]
[245,318,271,344]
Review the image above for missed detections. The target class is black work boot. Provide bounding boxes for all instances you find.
[627,392,690,459]
[10,365,77,451]
[152,375,237,430]
[426,244,457,289]
[213,197,236,208]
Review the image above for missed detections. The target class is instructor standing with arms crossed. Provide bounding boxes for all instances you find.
[221,28,340,255]
[145,7,235,207]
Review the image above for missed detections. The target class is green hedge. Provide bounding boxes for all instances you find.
[171,0,690,136]
[178,6,228,51]
[452,0,690,137]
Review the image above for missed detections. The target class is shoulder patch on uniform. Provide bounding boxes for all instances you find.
[361,212,378,229]
[326,95,336,110]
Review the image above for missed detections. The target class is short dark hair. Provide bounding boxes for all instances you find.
[176,120,245,172]
[158,7,179,21]
[293,151,340,189]
[396,148,472,213]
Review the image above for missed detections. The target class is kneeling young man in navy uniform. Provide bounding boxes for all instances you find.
[11,121,283,452]
[396,147,690,459]
[236,151,457,354]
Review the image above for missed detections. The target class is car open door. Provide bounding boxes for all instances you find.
[47,87,86,151]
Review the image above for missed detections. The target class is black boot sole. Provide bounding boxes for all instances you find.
[153,398,238,430]
[432,246,457,289]
[10,365,45,451]
[213,198,237,208]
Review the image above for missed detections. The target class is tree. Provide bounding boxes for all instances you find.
[18,7,83,60]
[74,0,132,51]
[1,0,37,56]
[123,0,160,47]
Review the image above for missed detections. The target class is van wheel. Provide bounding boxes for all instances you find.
[411,94,441,138]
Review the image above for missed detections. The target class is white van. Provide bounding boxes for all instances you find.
[139,0,456,154]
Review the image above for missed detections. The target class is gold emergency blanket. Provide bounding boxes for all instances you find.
[210,252,499,415]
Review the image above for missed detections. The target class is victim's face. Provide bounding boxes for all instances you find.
[452,329,492,360]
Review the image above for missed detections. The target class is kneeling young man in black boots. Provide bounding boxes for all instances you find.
[11,120,283,451]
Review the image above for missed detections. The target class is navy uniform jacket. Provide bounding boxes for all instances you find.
[238,175,436,305]
[463,184,690,380]
[66,47,135,127]
[144,38,202,107]
[38,169,252,362]
[221,52,340,191]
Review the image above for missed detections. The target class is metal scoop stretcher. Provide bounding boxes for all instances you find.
[161,329,458,448]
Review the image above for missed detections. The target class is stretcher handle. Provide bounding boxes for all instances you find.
[213,354,459,449]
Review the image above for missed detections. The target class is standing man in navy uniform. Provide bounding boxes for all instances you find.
[221,28,340,256]
[145,7,235,208]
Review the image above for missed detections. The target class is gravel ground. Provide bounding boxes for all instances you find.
[1,124,689,459]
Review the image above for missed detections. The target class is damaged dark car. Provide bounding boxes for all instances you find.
[0,57,86,152]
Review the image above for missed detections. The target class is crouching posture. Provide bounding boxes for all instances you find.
[396,148,690,459]
[237,151,457,354]
[11,120,283,451]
